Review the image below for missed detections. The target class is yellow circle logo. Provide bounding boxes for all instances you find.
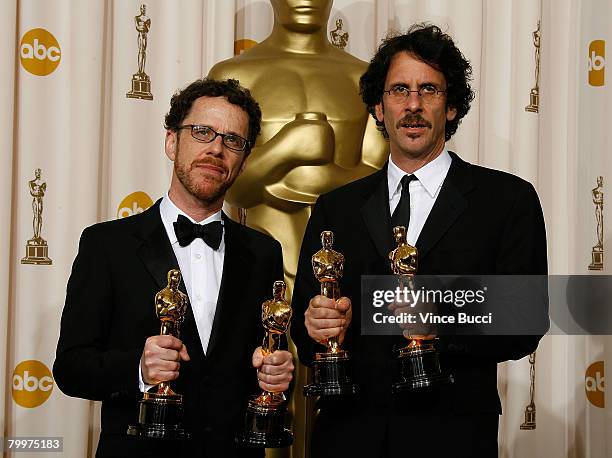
[12,360,54,408]
[234,39,257,55]
[585,360,605,408]
[117,191,153,219]
[20,28,61,76]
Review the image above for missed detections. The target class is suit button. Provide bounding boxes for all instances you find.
[203,426,213,433]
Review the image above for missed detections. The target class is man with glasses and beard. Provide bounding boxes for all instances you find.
[292,24,548,457]
[54,78,294,458]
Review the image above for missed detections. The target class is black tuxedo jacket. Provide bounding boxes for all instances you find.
[291,152,548,457]
[54,200,283,458]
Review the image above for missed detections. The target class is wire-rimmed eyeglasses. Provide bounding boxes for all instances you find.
[383,84,447,104]
[177,124,250,152]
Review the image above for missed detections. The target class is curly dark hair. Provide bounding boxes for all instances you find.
[164,78,262,151]
[360,24,474,141]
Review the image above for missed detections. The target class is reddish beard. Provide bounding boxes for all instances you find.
[175,155,237,205]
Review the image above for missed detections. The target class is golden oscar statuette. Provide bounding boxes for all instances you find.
[520,351,537,430]
[525,20,541,113]
[127,269,190,439]
[303,231,359,397]
[589,176,604,270]
[237,281,294,448]
[21,168,52,265]
[389,226,453,392]
[126,4,153,100]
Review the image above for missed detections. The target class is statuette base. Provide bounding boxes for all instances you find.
[525,89,539,113]
[520,408,536,430]
[21,238,52,265]
[303,351,359,397]
[127,73,153,100]
[236,399,293,448]
[127,392,190,440]
[392,342,454,393]
[589,248,603,271]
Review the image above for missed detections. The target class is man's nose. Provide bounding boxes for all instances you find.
[206,135,224,156]
[404,91,424,112]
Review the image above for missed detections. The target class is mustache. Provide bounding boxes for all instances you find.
[190,157,228,174]
[397,114,432,129]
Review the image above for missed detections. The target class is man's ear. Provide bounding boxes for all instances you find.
[165,130,177,161]
[374,102,384,124]
[446,105,457,122]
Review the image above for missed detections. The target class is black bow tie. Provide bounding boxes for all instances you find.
[173,214,223,249]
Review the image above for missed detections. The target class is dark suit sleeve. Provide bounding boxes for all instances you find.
[441,181,549,362]
[53,226,142,401]
[291,197,328,366]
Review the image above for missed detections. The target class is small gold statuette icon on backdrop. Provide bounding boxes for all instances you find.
[520,351,537,430]
[21,168,52,265]
[329,18,349,49]
[126,4,153,100]
[303,231,359,397]
[589,176,604,270]
[525,20,541,113]
[236,280,294,448]
[127,269,190,439]
[389,226,453,392]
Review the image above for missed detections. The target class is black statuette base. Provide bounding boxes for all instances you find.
[127,392,190,440]
[236,400,293,448]
[392,343,454,393]
[303,351,359,397]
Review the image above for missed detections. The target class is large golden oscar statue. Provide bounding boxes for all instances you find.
[209,2,387,456]
[209,0,387,288]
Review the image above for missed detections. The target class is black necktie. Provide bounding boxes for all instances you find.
[391,174,417,230]
[173,214,223,249]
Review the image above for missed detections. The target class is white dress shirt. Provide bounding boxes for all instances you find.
[387,149,452,246]
[139,193,225,391]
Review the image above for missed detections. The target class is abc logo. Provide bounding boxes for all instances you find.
[20,28,61,76]
[585,360,604,408]
[234,39,257,56]
[12,360,54,408]
[117,191,153,219]
[588,40,605,87]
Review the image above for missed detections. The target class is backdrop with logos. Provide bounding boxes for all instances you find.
[1,0,610,457]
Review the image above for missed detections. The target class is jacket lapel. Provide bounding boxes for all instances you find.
[135,199,200,355]
[360,165,394,262]
[135,200,181,290]
[205,214,254,357]
[415,152,474,261]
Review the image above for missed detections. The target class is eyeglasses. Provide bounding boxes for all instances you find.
[383,84,447,104]
[177,124,250,152]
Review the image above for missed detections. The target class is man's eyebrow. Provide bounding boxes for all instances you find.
[389,81,440,88]
[224,129,247,138]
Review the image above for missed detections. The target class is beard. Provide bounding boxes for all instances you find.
[174,153,236,206]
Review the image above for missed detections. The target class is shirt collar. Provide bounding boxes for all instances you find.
[160,192,223,245]
[387,149,452,199]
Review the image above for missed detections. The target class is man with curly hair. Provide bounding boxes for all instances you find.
[292,24,547,457]
[54,78,294,457]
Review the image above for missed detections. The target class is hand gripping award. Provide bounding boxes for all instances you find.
[237,280,293,448]
[388,226,453,392]
[127,269,190,439]
[303,231,359,397]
